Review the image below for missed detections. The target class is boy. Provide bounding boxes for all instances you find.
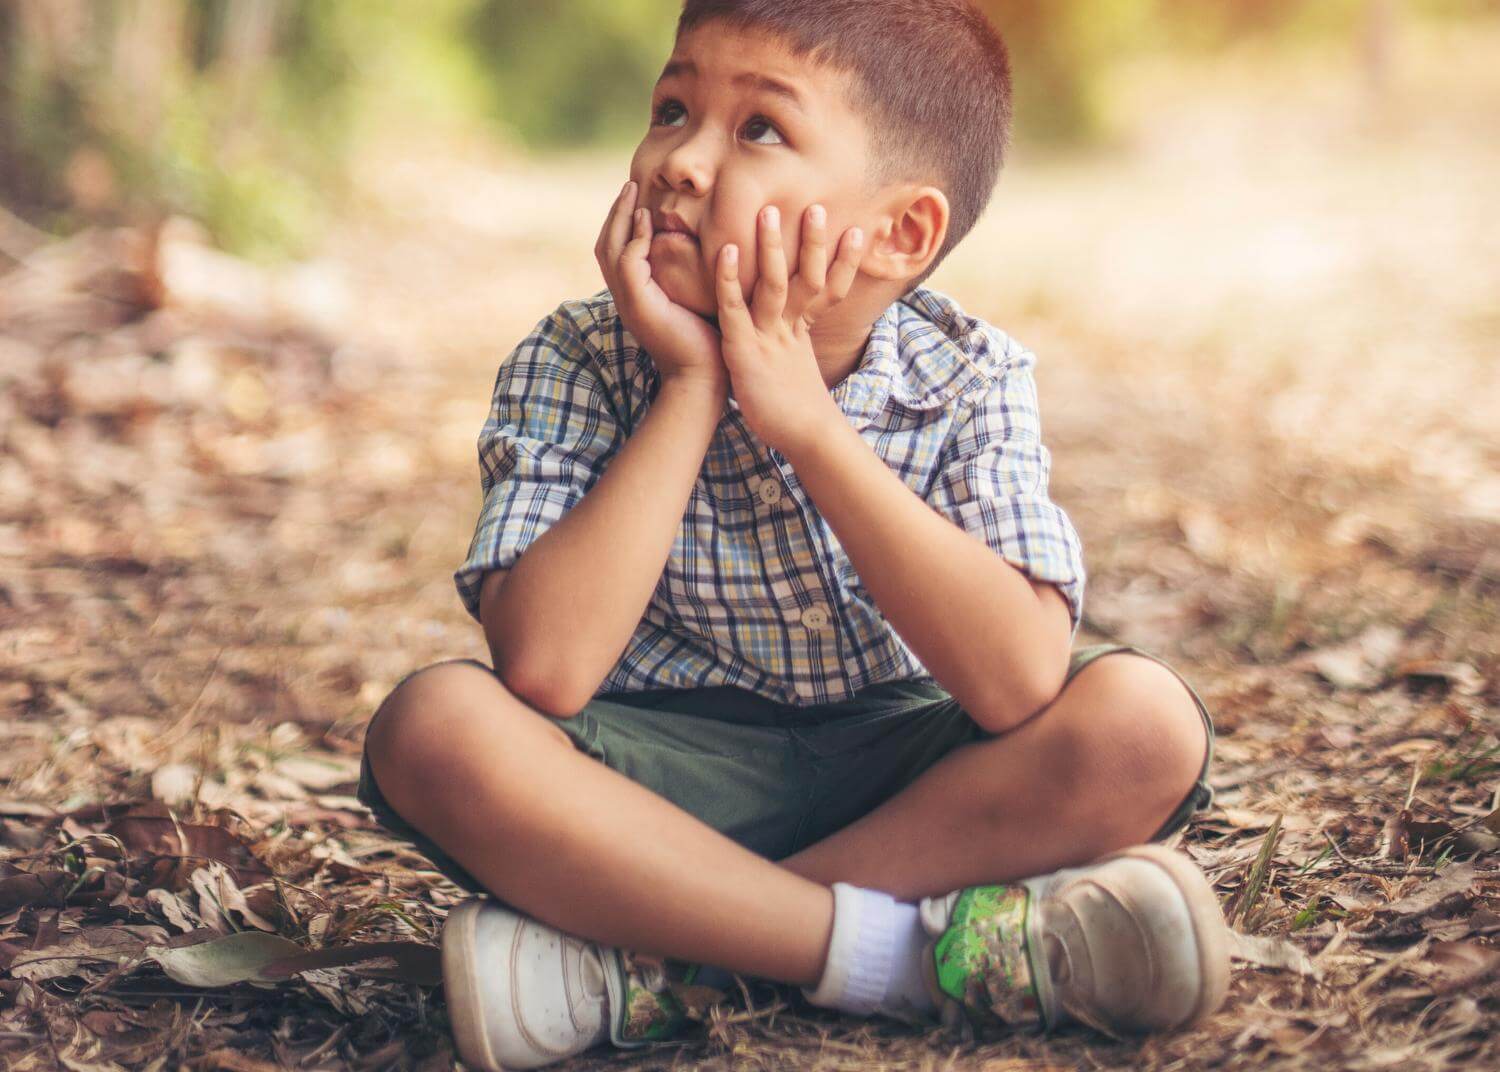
[360,2,1230,1068]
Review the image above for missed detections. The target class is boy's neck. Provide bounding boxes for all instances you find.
[811,282,911,391]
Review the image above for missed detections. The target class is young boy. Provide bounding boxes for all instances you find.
[360,2,1230,1068]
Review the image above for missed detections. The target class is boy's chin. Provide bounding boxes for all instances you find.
[651,260,716,318]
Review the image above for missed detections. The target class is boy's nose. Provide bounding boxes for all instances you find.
[656,136,714,196]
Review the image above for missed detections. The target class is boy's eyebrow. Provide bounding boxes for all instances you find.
[657,59,808,112]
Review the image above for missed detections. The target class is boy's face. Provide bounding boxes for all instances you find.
[629,21,878,317]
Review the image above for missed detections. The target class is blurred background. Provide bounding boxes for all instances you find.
[3,3,1499,1067]
[6,0,1492,254]
[4,0,1496,703]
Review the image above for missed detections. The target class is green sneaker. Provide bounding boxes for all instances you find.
[918,845,1231,1039]
[605,948,723,1048]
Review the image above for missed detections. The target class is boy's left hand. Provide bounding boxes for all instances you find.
[714,203,866,457]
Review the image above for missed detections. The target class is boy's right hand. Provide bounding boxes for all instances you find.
[595,181,728,395]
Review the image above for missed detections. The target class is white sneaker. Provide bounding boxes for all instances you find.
[917,844,1231,1038]
[441,897,700,1070]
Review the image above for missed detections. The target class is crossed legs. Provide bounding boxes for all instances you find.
[364,653,1208,989]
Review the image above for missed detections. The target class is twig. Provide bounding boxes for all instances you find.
[1323,829,1357,866]
[714,1000,791,1026]
[298,1023,349,1066]
[1403,755,1423,810]
[156,646,227,749]
[1350,940,1429,998]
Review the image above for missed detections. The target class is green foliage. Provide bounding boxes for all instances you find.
[463,0,679,149]
[4,0,1496,254]
[979,0,1157,145]
[0,0,489,259]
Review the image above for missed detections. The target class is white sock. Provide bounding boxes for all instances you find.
[801,883,937,1018]
[885,898,940,1016]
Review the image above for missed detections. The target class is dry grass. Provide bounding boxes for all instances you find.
[2,18,1497,1071]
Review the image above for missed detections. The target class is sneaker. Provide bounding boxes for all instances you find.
[916,844,1230,1039]
[441,897,714,1070]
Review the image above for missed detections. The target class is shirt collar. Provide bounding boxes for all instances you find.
[725,286,998,432]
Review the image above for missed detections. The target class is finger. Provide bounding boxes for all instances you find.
[796,204,829,290]
[803,226,864,323]
[786,203,829,323]
[751,205,788,328]
[618,208,655,293]
[714,243,754,342]
[598,181,638,269]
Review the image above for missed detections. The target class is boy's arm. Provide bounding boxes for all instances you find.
[481,375,727,718]
[787,418,1075,735]
[777,329,1084,734]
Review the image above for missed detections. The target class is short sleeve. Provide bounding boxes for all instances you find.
[925,350,1087,640]
[453,308,627,621]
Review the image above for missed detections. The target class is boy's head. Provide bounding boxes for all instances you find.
[630,0,1012,319]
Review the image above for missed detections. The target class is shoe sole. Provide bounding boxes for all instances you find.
[1094,843,1231,1027]
[443,898,509,1072]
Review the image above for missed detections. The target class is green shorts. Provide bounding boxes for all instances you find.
[356,643,1216,896]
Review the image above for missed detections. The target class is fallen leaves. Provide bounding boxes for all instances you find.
[1375,863,1479,917]
[1385,807,1500,861]
[10,925,168,983]
[1401,939,1500,993]
[3,95,1499,1069]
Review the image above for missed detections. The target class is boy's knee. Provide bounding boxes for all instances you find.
[365,659,503,783]
[365,659,577,802]
[1051,653,1209,837]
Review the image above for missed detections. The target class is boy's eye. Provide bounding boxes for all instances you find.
[650,100,783,145]
[653,100,687,127]
[742,116,784,145]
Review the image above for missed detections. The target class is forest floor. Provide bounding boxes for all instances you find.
[2,20,1498,1072]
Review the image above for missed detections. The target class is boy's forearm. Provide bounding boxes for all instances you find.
[483,376,727,717]
[784,419,1073,734]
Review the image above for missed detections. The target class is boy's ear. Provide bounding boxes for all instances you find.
[860,185,950,284]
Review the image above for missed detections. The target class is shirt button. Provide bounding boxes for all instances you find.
[758,480,783,505]
[800,605,830,630]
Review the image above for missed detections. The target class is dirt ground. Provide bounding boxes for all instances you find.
[2,19,1497,1072]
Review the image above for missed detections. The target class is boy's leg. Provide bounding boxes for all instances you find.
[364,660,834,988]
[366,646,1209,994]
[776,649,1213,900]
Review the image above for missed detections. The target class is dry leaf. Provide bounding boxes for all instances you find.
[188,862,279,932]
[10,924,168,982]
[1402,940,1500,992]
[1228,930,1322,979]
[1394,659,1485,696]
[1297,624,1405,690]
[151,763,200,807]
[1385,807,1500,860]
[1378,864,1479,916]
[108,810,272,889]
[273,754,362,792]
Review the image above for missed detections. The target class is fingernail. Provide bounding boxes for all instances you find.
[810,204,826,226]
[623,180,634,195]
[765,206,779,227]
[850,227,864,247]
[725,245,738,266]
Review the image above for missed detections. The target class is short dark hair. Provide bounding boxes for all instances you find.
[676,0,1013,288]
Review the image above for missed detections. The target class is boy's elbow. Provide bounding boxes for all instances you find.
[525,687,590,721]
[487,640,589,720]
[479,568,586,719]
[969,677,1062,735]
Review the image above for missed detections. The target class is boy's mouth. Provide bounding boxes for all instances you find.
[652,210,699,242]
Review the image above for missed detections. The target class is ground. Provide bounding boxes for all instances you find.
[1,20,1497,1072]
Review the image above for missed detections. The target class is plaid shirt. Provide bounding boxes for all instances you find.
[456,287,1086,707]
